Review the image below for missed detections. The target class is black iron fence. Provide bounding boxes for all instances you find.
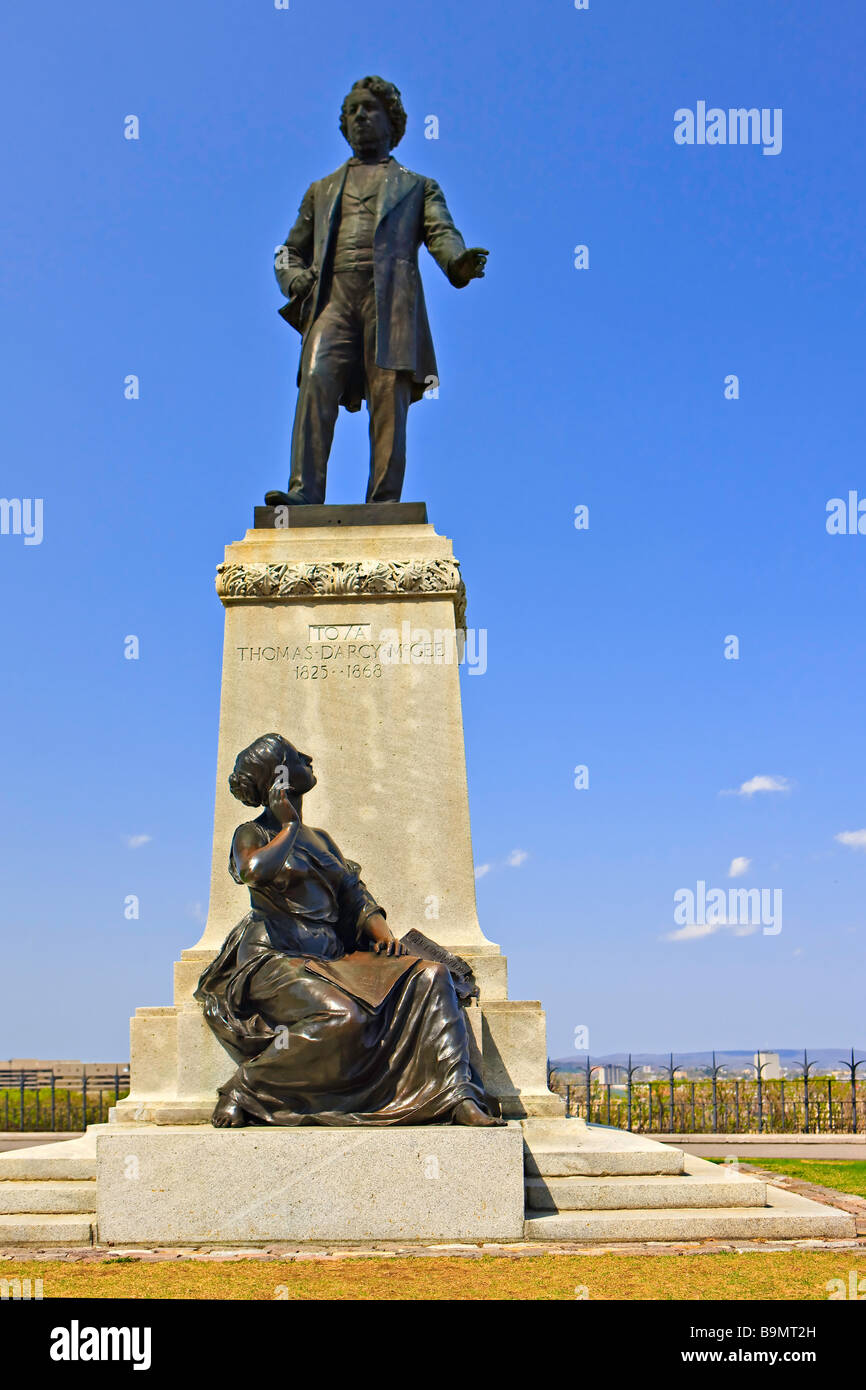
[552,1051,866,1134]
[0,1069,131,1132]
[6,1055,865,1136]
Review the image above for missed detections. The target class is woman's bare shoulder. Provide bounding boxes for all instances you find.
[231,820,270,852]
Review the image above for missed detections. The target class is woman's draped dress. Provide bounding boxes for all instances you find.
[195,816,486,1125]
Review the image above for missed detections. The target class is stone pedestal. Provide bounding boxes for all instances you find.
[201,516,495,957]
[96,1125,525,1244]
[113,516,563,1128]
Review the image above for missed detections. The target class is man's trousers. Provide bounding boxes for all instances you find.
[288,267,413,504]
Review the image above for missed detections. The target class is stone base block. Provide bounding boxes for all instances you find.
[456,951,508,1002]
[499,1093,567,1118]
[128,1006,179,1099]
[121,1001,236,1123]
[175,951,213,1005]
[480,1001,565,1118]
[96,1125,525,1245]
[112,1098,214,1125]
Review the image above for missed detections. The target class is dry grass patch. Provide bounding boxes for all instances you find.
[3,1251,863,1300]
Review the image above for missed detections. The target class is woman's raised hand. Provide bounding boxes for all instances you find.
[268,781,299,827]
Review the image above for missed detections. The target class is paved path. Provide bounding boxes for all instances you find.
[663,1142,866,1160]
[1,1235,864,1261]
[0,1133,82,1154]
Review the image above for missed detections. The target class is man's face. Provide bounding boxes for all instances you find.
[344,88,391,156]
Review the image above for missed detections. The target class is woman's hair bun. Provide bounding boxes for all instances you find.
[228,769,262,807]
[228,733,287,807]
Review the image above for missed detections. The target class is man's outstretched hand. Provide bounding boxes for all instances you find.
[450,247,489,287]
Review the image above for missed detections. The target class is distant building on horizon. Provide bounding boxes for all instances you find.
[1,1058,129,1087]
[753,1051,783,1080]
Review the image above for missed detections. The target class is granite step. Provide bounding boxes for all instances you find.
[525,1146,685,1178]
[0,1180,97,1215]
[527,1153,769,1210]
[524,1186,857,1242]
[527,1171,767,1211]
[0,1129,100,1181]
[522,1120,684,1177]
[0,1131,101,1245]
[0,1213,95,1245]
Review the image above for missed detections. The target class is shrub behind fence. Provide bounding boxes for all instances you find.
[554,1057,865,1134]
[0,1070,130,1132]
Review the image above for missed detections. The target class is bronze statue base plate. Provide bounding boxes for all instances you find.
[253,502,428,529]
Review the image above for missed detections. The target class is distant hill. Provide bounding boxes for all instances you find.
[551,1047,864,1072]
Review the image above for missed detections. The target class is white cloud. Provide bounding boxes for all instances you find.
[124,834,152,849]
[721,775,791,798]
[475,849,530,879]
[186,902,206,924]
[663,922,717,942]
[728,856,751,878]
[662,920,760,943]
[836,829,866,851]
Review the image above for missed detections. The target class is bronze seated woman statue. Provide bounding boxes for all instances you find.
[196,733,501,1127]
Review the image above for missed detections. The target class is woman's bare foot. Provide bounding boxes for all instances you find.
[212,1093,247,1127]
[452,1099,506,1127]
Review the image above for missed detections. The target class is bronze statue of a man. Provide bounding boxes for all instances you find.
[266,76,488,508]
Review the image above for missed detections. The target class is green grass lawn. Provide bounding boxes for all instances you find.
[709,1157,866,1199]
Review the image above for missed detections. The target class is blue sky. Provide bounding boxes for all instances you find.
[1,0,864,1061]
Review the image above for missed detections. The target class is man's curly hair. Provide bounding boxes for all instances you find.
[340,76,407,150]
